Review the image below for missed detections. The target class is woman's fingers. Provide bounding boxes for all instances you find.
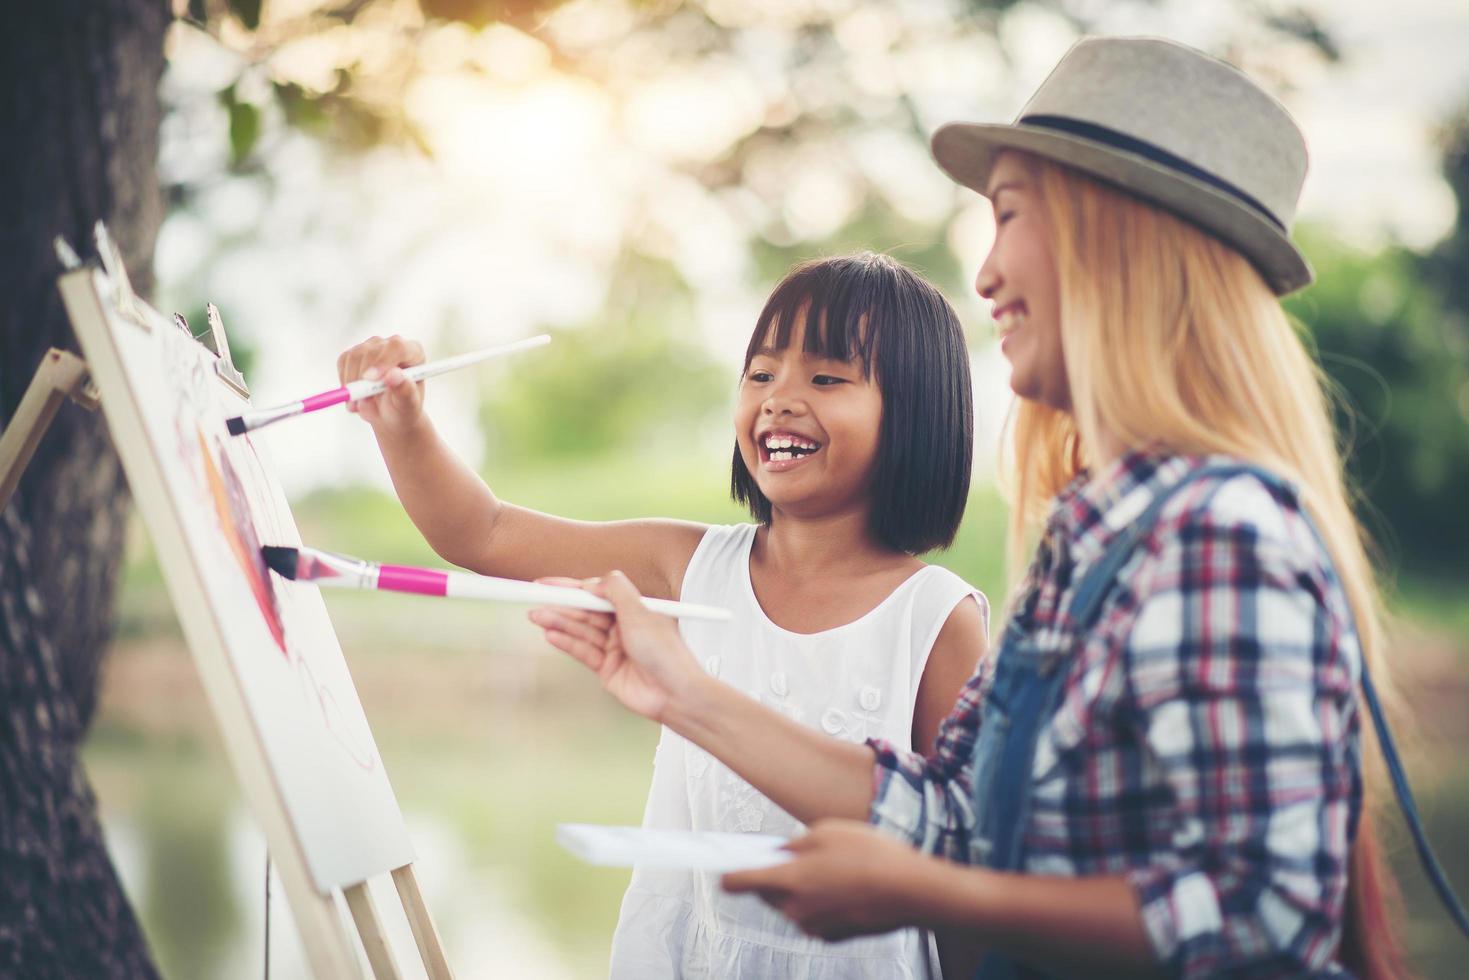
[534,576,588,588]
[596,630,630,683]
[532,578,617,630]
[723,863,793,895]
[601,570,655,624]
[528,607,612,647]
[533,617,607,671]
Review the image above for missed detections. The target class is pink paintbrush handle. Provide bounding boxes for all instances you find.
[377,564,449,596]
[301,387,353,412]
[369,563,730,621]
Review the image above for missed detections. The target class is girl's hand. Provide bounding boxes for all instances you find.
[528,571,702,724]
[335,334,427,433]
[722,820,927,941]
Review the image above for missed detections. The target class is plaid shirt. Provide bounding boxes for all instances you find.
[869,451,1362,978]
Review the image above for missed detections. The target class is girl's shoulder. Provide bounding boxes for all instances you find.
[679,522,758,600]
[905,562,991,638]
[687,522,758,565]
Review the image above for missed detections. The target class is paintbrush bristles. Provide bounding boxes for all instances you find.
[260,545,301,580]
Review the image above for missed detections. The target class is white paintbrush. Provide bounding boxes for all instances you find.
[226,335,550,435]
[261,544,733,623]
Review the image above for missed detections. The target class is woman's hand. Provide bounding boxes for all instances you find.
[336,334,427,433]
[528,570,702,724]
[722,820,931,941]
[731,823,1163,978]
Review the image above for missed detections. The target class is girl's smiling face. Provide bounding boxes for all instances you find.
[976,151,1070,411]
[734,311,883,520]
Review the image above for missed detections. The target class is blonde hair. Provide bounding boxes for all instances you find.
[999,154,1405,975]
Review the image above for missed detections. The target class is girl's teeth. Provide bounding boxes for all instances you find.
[764,435,819,451]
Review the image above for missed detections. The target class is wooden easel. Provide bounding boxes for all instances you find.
[0,347,98,511]
[0,226,456,980]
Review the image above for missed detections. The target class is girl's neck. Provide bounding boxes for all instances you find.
[756,508,904,576]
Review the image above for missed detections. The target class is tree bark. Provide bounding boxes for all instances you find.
[0,0,167,974]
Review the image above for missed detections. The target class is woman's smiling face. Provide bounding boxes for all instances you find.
[976,151,1070,412]
[734,309,884,520]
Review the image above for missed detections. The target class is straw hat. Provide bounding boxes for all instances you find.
[932,36,1313,295]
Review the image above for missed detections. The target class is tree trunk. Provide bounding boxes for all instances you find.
[0,0,167,974]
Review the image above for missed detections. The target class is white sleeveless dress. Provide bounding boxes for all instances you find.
[609,523,987,979]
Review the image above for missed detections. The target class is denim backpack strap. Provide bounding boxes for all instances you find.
[1063,464,1232,630]
[972,459,1467,980]
[1089,461,1469,941]
[968,465,1246,980]
[1361,661,1469,937]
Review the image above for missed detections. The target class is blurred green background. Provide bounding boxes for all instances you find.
[85,1,1469,977]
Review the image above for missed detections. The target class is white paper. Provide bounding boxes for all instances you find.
[557,824,792,872]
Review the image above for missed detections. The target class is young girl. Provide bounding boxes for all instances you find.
[534,37,1421,978]
[338,252,989,978]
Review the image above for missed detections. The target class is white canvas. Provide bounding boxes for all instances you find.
[66,268,414,892]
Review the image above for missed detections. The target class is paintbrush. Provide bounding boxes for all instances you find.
[261,544,733,623]
[225,335,551,436]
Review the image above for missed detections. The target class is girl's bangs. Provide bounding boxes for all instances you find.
[743,269,879,375]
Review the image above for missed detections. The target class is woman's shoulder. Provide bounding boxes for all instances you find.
[1148,456,1332,582]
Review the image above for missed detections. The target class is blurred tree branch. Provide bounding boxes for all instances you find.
[172,0,1338,247]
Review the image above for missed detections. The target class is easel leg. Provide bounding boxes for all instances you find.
[0,348,97,510]
[392,864,454,980]
[271,845,365,979]
[344,881,404,980]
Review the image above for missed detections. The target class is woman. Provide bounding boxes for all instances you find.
[533,37,1410,977]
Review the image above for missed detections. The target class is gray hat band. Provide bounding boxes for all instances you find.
[1020,114,1286,233]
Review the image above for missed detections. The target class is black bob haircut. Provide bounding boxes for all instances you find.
[731,252,973,555]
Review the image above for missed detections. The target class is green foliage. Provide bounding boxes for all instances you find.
[417,0,568,30]
[1287,229,1469,574]
[750,198,968,302]
[1282,106,1469,582]
[1421,103,1469,332]
[228,0,263,31]
[218,85,261,166]
[478,258,731,465]
[272,81,329,134]
[170,305,257,381]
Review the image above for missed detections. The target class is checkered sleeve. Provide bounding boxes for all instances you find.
[1121,484,1359,978]
[864,658,990,863]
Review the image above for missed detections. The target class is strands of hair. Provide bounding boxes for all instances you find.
[999,152,1410,979]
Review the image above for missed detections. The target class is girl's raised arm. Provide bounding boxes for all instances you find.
[339,335,706,599]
